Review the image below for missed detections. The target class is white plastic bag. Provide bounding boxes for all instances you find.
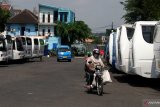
[102,70,112,83]
[92,74,96,86]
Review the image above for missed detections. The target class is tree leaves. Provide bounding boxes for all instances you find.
[0,8,10,32]
[56,21,91,45]
[122,0,160,23]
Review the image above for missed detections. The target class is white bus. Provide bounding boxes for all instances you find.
[153,22,160,77]
[118,24,134,74]
[0,35,7,62]
[6,35,13,60]
[26,36,44,61]
[37,36,45,60]
[109,32,115,65]
[11,36,25,60]
[20,36,29,59]
[115,27,121,70]
[131,21,157,78]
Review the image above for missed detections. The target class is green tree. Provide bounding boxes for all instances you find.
[56,21,91,45]
[92,36,102,44]
[0,8,10,32]
[122,0,160,23]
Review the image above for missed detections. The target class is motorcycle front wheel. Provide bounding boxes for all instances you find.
[96,76,103,96]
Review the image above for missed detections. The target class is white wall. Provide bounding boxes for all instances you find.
[39,7,54,23]
[39,26,54,36]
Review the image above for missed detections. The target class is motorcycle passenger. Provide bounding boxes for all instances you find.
[85,49,105,89]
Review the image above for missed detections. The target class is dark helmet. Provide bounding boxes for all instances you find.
[93,49,100,55]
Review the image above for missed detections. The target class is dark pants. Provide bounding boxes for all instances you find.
[85,71,94,85]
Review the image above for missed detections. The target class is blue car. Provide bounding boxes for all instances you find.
[57,45,72,62]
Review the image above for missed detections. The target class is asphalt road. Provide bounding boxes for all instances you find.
[0,57,160,107]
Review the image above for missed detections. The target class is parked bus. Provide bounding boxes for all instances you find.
[131,21,157,78]
[6,35,13,60]
[36,36,46,59]
[153,22,160,77]
[11,36,25,60]
[118,24,134,74]
[115,27,121,70]
[20,36,29,59]
[108,32,115,65]
[0,35,7,62]
[26,36,44,61]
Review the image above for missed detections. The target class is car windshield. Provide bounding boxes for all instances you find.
[0,38,6,51]
[58,48,70,52]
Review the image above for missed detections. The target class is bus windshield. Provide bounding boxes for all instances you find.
[40,39,44,45]
[26,38,32,45]
[21,37,26,45]
[142,25,155,44]
[127,27,134,40]
[34,39,38,45]
[0,38,6,51]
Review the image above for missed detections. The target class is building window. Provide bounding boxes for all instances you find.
[48,29,51,36]
[54,26,57,36]
[35,25,38,31]
[42,13,45,23]
[7,26,11,31]
[48,12,50,23]
[64,13,68,22]
[60,14,63,22]
[60,12,68,22]
[48,29,50,33]
[54,11,58,21]
[42,29,45,36]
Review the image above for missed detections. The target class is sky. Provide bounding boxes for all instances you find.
[10,0,126,33]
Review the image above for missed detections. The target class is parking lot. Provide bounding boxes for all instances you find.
[0,57,160,107]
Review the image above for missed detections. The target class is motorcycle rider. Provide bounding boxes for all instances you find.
[85,49,105,89]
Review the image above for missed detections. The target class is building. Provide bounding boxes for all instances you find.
[7,9,38,36]
[38,4,75,50]
[38,4,58,37]
[38,4,75,37]
[5,4,75,50]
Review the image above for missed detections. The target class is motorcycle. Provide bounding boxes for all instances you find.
[86,64,104,96]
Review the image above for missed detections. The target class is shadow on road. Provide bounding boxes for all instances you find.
[107,65,160,92]
[114,74,160,91]
[0,65,8,67]
[85,90,111,96]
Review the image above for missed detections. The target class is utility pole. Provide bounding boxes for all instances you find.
[111,21,114,30]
